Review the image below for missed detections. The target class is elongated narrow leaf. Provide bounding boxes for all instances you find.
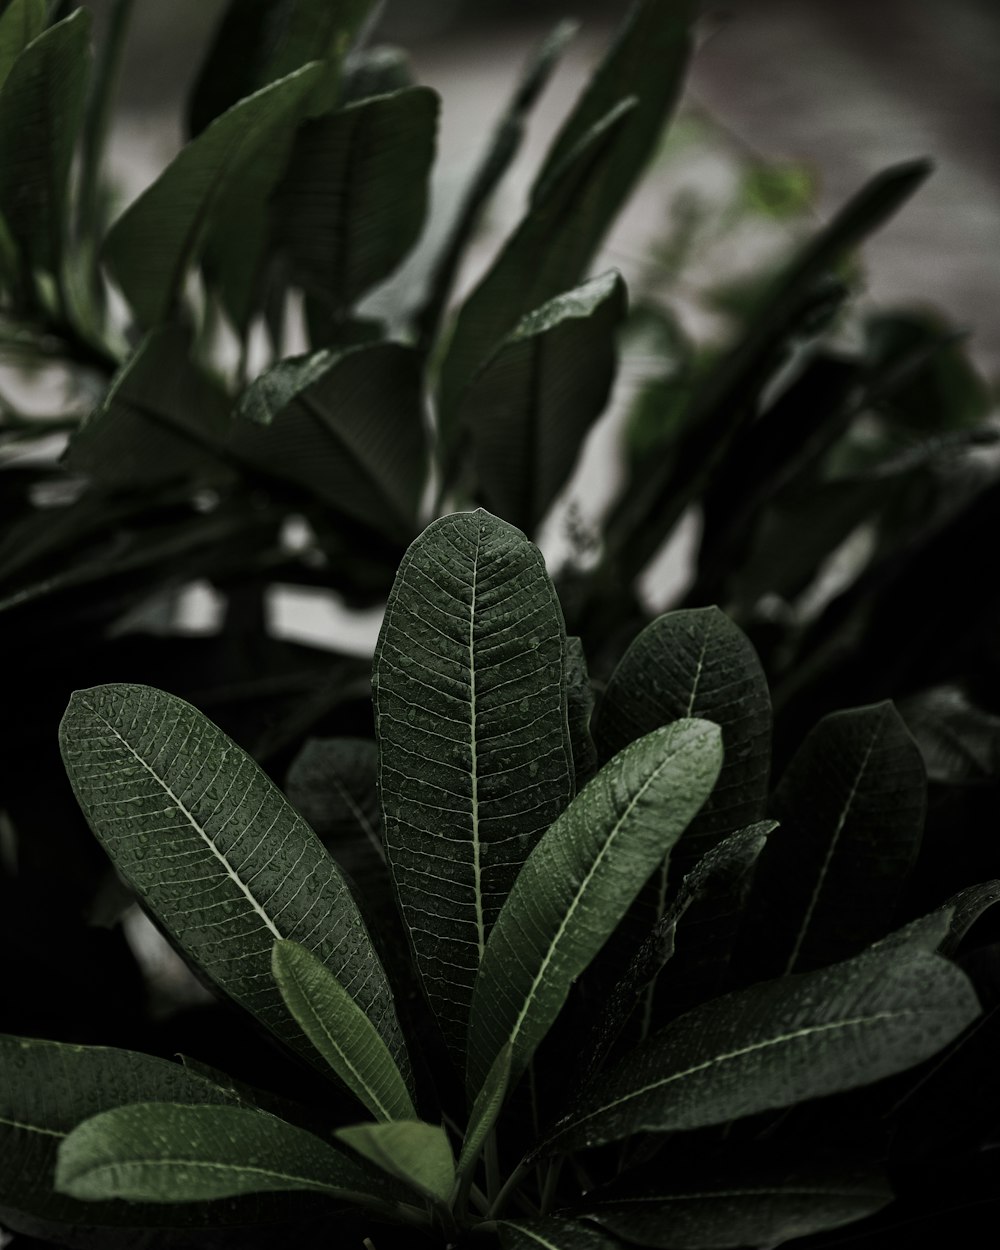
[532,0,694,221]
[64,326,233,488]
[565,636,598,792]
[275,86,438,312]
[59,684,410,1087]
[57,1103,379,1204]
[0,0,46,90]
[373,510,574,1057]
[234,343,427,544]
[938,881,1000,955]
[499,1218,620,1249]
[335,1121,454,1204]
[543,944,979,1153]
[416,19,577,350]
[739,701,926,979]
[188,0,375,135]
[467,719,723,1097]
[272,939,414,1123]
[437,99,635,443]
[0,9,89,277]
[104,64,321,326]
[0,1033,291,1234]
[457,1044,511,1179]
[585,1154,892,1249]
[461,271,627,533]
[580,824,773,1080]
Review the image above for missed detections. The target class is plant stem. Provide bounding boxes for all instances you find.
[487,1159,531,1219]
[539,1156,563,1216]
[484,1128,501,1203]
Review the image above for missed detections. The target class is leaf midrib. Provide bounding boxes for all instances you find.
[0,1112,65,1139]
[598,1185,888,1204]
[469,521,485,960]
[65,1155,340,1193]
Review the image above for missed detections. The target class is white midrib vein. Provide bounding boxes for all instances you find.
[90,707,282,940]
[785,716,882,974]
[469,524,485,961]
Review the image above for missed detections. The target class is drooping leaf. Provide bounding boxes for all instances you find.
[739,701,926,979]
[64,326,232,489]
[461,270,627,533]
[373,510,574,1057]
[499,1217,620,1250]
[0,0,46,90]
[585,1153,892,1248]
[436,99,636,443]
[532,0,694,217]
[275,86,438,314]
[596,606,772,875]
[187,0,376,135]
[415,19,577,351]
[104,64,321,327]
[543,944,979,1153]
[271,939,415,1123]
[580,823,773,1080]
[334,1120,454,1205]
[565,636,598,792]
[59,683,410,1087]
[0,8,90,279]
[57,1102,382,1204]
[234,343,427,545]
[467,718,723,1098]
[457,1044,511,1180]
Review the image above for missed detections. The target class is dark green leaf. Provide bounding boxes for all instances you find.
[739,701,926,978]
[275,86,438,313]
[64,326,233,488]
[335,1120,454,1204]
[59,683,410,1085]
[899,685,1000,783]
[57,1102,381,1203]
[462,270,627,534]
[0,0,46,90]
[436,99,636,442]
[104,64,321,327]
[499,1218,620,1250]
[543,944,978,1153]
[565,635,598,792]
[467,719,723,1097]
[457,1044,511,1180]
[286,735,382,866]
[0,8,89,279]
[585,1154,891,1248]
[373,510,574,1057]
[272,939,415,1122]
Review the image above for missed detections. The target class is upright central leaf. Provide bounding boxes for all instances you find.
[373,510,573,1057]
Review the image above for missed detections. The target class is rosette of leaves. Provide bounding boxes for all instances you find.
[4,508,998,1250]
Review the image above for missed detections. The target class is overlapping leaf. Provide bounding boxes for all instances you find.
[499,1218,620,1249]
[564,636,598,792]
[335,1121,454,1204]
[59,683,410,1086]
[0,0,46,90]
[543,943,978,1153]
[466,718,723,1097]
[461,271,627,534]
[739,701,926,978]
[373,510,574,1057]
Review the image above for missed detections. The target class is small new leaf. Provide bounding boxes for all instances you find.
[335,1120,455,1205]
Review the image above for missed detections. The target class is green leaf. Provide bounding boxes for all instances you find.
[0,8,90,279]
[57,1103,381,1204]
[532,0,694,211]
[286,735,383,873]
[461,270,628,534]
[585,1154,892,1248]
[0,0,46,90]
[373,510,574,1058]
[187,0,376,135]
[900,685,1000,783]
[275,86,439,313]
[565,636,598,792]
[64,326,232,489]
[467,718,723,1098]
[103,64,322,327]
[59,683,410,1087]
[596,607,772,874]
[457,1044,511,1180]
[271,939,415,1123]
[543,944,979,1153]
[335,1120,454,1205]
[499,1217,621,1249]
[415,19,577,351]
[437,99,636,442]
[0,1033,289,1233]
[739,701,926,978]
[340,44,415,105]
[234,343,427,544]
